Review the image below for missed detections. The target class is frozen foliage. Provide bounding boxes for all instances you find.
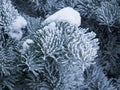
[21,28,61,89]
[44,7,81,26]
[0,27,18,90]
[35,7,99,89]
[96,1,120,27]
[68,28,99,71]
[60,28,99,90]
[59,60,84,90]
[8,16,27,40]
[0,0,19,26]
[35,19,99,89]
[0,0,120,90]
[0,48,16,76]
[0,0,27,40]
[37,21,66,56]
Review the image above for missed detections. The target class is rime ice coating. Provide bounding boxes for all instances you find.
[42,7,99,89]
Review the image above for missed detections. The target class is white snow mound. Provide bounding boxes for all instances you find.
[10,16,27,30]
[23,39,34,50]
[8,16,27,40]
[44,7,81,26]
[8,29,23,40]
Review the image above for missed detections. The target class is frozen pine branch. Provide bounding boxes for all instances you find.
[68,27,99,71]
[0,0,19,27]
[29,19,99,89]
[0,0,28,40]
[96,1,120,28]
[59,27,99,90]
[1,0,120,89]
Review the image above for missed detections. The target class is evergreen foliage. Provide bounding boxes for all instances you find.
[10,0,60,18]
[82,65,116,90]
[33,20,98,89]
[0,24,18,90]
[0,0,120,90]
[0,0,18,27]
